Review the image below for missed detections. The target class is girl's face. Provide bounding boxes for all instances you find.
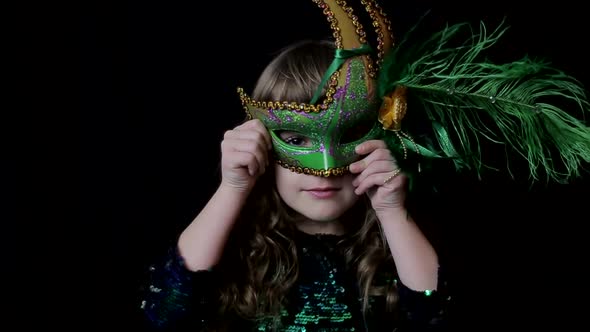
[274,163,359,227]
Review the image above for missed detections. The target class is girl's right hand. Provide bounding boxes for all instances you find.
[220,119,272,192]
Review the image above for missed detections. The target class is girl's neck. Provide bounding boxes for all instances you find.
[295,219,345,236]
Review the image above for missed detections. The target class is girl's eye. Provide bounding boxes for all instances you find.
[285,136,305,145]
[277,131,312,147]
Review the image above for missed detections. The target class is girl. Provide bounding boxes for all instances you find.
[139,39,448,331]
[140,0,590,330]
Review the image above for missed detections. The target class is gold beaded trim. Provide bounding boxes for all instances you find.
[237,67,339,115]
[312,0,367,48]
[360,0,394,67]
[312,0,378,78]
[277,160,349,177]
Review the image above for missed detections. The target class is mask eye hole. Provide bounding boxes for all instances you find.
[276,131,313,147]
[340,122,374,144]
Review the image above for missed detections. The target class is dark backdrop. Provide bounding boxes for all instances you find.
[81,0,590,330]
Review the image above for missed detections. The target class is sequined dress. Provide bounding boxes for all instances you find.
[140,230,448,331]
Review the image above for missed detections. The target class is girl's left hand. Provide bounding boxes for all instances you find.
[349,140,406,213]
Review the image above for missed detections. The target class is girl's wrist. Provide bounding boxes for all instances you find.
[375,206,411,224]
[216,183,253,207]
[218,181,254,195]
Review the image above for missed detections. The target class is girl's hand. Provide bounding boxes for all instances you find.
[349,140,406,213]
[220,119,272,192]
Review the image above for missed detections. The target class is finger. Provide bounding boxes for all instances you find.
[354,173,383,195]
[354,170,403,195]
[222,139,267,175]
[252,121,273,151]
[355,139,388,156]
[349,147,395,174]
[235,118,262,129]
[237,119,272,150]
[224,129,270,159]
[225,151,262,177]
[352,160,395,187]
[229,139,268,174]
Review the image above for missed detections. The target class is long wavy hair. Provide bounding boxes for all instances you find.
[213,40,399,330]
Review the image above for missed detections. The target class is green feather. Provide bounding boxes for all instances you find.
[378,19,590,183]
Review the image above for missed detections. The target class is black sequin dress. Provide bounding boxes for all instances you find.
[140,231,449,331]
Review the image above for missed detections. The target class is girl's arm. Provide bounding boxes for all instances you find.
[377,208,449,331]
[350,139,449,329]
[178,119,271,271]
[177,184,251,271]
[140,119,271,328]
[350,140,439,292]
[376,208,439,292]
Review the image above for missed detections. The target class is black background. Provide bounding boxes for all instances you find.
[81,0,590,330]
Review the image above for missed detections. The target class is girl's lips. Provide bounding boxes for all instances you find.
[305,188,340,199]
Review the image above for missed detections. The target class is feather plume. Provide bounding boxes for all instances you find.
[378,19,590,183]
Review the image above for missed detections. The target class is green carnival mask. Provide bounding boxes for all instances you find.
[237,0,394,177]
[240,58,382,176]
